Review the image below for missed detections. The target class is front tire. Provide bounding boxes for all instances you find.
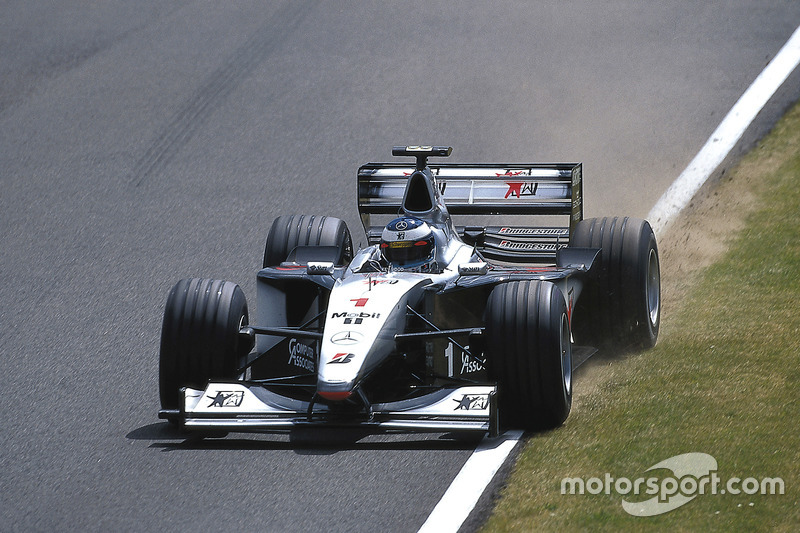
[263,214,353,267]
[159,278,251,410]
[486,280,572,430]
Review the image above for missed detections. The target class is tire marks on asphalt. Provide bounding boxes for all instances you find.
[131,4,307,187]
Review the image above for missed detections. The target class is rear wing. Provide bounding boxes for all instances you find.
[357,162,583,262]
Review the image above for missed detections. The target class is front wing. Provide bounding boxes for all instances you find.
[161,382,499,436]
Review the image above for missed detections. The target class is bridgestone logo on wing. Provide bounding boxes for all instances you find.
[499,228,568,235]
[499,241,558,251]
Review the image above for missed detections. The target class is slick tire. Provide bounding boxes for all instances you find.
[486,280,572,430]
[263,214,353,267]
[570,216,660,351]
[159,278,252,411]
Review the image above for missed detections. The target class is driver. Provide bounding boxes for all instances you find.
[380,216,436,272]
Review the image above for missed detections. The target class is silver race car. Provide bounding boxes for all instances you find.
[158,146,660,436]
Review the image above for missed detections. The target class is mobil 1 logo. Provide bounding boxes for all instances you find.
[330,311,381,325]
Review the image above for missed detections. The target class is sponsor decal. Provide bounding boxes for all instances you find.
[394,220,408,230]
[331,311,381,325]
[504,181,540,199]
[499,240,558,251]
[307,262,334,275]
[328,352,355,364]
[207,391,244,407]
[330,331,364,345]
[363,278,399,287]
[460,354,484,374]
[496,170,528,178]
[445,343,484,376]
[498,227,568,236]
[458,263,488,275]
[287,338,316,372]
[453,394,490,410]
[350,298,369,307]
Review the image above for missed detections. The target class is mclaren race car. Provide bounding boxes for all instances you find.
[158,146,660,436]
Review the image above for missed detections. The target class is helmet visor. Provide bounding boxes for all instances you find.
[382,238,434,267]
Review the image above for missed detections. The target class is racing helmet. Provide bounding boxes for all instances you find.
[380,217,435,269]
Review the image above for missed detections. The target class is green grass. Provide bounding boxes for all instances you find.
[482,101,800,532]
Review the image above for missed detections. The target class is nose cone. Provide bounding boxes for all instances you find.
[317,273,428,402]
[316,377,354,401]
[317,391,352,401]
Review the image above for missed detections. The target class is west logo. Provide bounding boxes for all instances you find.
[504,181,539,199]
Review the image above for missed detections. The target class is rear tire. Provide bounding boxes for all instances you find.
[159,278,251,410]
[263,214,353,267]
[486,280,572,430]
[570,216,660,351]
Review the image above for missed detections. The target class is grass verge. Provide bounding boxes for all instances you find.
[481,100,800,532]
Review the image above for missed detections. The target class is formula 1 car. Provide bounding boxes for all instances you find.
[158,146,660,436]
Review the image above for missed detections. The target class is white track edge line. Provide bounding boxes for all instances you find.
[417,430,524,533]
[648,23,800,236]
[418,22,800,533]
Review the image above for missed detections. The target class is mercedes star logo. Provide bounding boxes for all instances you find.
[330,331,364,345]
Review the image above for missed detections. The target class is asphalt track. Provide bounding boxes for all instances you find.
[2,2,800,532]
